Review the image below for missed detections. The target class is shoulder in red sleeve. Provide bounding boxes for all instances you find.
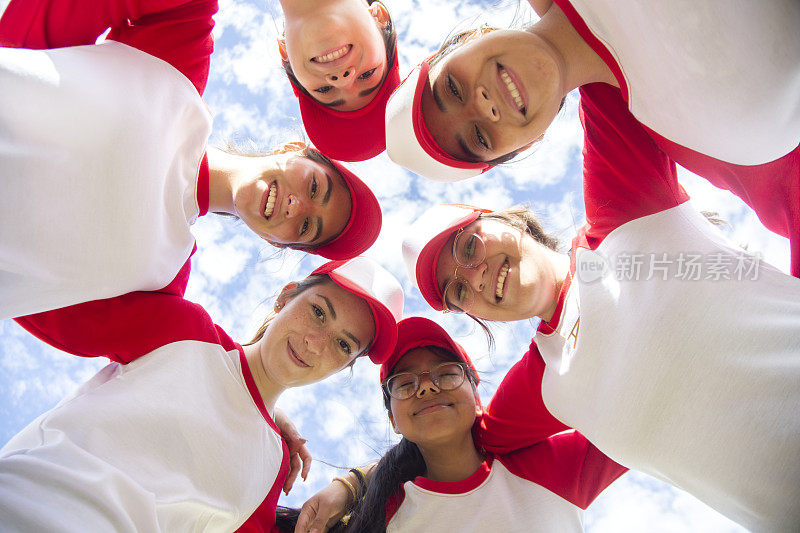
[498,430,626,509]
[474,340,569,454]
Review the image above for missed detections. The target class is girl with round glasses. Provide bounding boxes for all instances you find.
[0,258,404,531]
[401,83,800,530]
[290,317,626,533]
[0,0,383,322]
[386,0,800,278]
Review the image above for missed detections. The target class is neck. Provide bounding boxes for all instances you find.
[541,251,571,323]
[206,147,239,215]
[528,4,618,93]
[241,342,285,415]
[417,432,484,483]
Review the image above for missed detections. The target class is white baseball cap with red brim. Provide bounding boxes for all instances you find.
[379,316,479,384]
[401,204,492,311]
[312,257,404,364]
[385,60,491,182]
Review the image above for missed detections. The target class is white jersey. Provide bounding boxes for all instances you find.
[560,0,800,166]
[0,41,211,320]
[0,295,287,532]
[538,203,800,531]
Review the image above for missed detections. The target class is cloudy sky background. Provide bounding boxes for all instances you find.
[1,0,791,530]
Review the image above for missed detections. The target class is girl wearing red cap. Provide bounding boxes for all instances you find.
[0,257,404,532]
[0,0,382,322]
[385,0,800,277]
[289,317,626,533]
[399,83,800,530]
[278,0,400,162]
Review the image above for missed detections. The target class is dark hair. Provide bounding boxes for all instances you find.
[274,506,348,533]
[281,0,397,107]
[345,346,478,532]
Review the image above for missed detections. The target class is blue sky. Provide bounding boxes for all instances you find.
[1,0,791,530]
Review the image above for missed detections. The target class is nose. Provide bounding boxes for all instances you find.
[303,329,325,356]
[325,66,356,88]
[474,85,499,122]
[461,262,487,293]
[285,193,311,218]
[415,373,441,398]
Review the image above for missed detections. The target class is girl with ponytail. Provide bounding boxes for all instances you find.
[293,317,626,532]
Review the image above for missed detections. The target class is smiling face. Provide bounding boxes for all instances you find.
[282,0,390,111]
[257,278,376,388]
[388,347,480,447]
[421,29,564,162]
[232,151,352,248]
[434,218,561,322]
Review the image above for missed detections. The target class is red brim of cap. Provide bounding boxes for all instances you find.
[313,261,398,365]
[310,160,381,260]
[292,53,401,162]
[379,316,478,383]
[415,211,482,311]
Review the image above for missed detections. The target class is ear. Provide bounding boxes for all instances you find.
[275,281,299,312]
[388,412,401,435]
[271,141,307,155]
[368,1,391,29]
[277,36,289,63]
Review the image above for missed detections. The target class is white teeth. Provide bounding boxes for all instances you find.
[264,184,277,219]
[314,45,349,63]
[500,69,525,111]
[496,262,509,299]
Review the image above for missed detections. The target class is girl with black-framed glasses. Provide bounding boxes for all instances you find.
[290,317,626,532]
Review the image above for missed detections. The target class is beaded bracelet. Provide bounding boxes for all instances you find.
[332,476,358,503]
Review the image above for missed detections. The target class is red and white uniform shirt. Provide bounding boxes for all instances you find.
[0,292,288,532]
[0,0,216,320]
[386,431,625,533]
[476,84,800,531]
[555,0,800,276]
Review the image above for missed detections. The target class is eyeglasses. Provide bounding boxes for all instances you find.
[382,362,469,400]
[442,228,486,314]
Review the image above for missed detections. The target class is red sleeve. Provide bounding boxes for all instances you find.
[13,288,230,364]
[498,430,627,510]
[0,0,216,94]
[473,340,570,454]
[579,83,688,247]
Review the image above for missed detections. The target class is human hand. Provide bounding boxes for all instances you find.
[293,479,352,533]
[274,408,311,494]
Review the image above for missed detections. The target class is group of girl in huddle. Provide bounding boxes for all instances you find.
[1,0,798,532]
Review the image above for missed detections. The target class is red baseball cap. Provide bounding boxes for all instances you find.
[288,50,401,162]
[310,158,382,260]
[311,257,404,364]
[401,204,492,311]
[379,316,479,384]
[385,60,491,181]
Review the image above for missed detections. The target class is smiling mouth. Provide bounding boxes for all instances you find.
[287,341,311,368]
[498,64,526,116]
[263,182,277,220]
[495,259,510,301]
[311,44,351,63]
[414,403,453,416]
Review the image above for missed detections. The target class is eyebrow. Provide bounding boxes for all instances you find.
[359,82,381,98]
[456,134,481,162]
[432,82,446,112]
[326,99,346,107]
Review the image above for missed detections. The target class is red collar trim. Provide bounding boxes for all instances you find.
[238,347,280,434]
[197,152,210,217]
[411,456,495,494]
